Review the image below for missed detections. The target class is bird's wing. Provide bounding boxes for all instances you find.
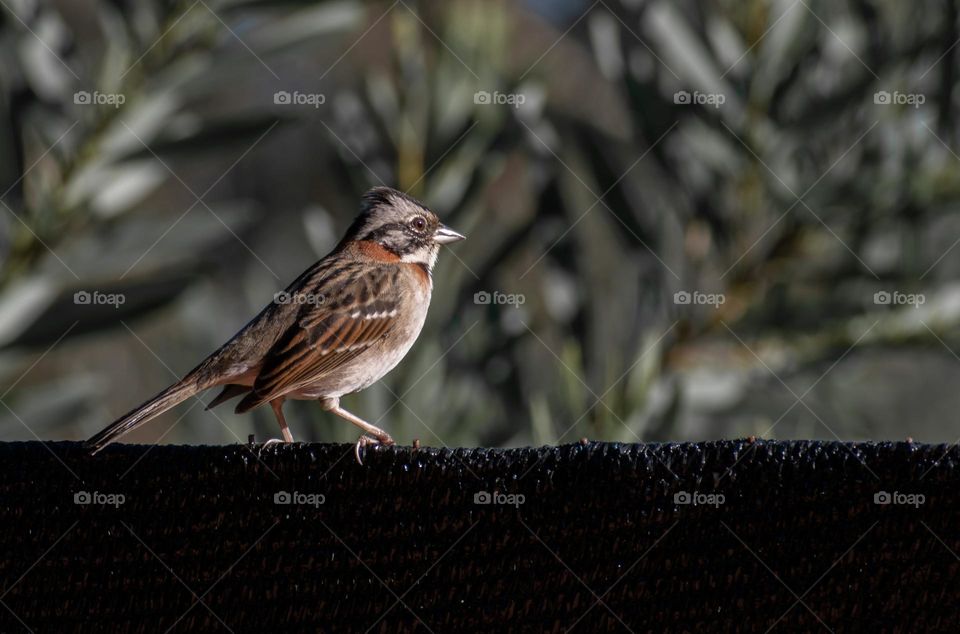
[236,266,399,411]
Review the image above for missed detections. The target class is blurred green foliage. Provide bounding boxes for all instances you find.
[2,0,960,448]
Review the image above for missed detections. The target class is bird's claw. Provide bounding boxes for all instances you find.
[354,433,395,465]
[255,437,285,456]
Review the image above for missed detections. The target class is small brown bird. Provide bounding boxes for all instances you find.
[86,187,465,462]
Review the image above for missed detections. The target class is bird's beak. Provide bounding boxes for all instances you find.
[433,224,465,245]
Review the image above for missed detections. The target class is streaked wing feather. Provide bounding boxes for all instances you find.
[261,315,394,391]
[244,269,398,406]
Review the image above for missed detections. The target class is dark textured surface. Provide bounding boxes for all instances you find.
[0,439,957,633]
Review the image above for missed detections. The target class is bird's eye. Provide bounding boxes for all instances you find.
[411,216,427,231]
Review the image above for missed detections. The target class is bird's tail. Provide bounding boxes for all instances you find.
[85,379,205,454]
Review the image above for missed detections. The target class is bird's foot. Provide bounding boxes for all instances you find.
[258,437,292,455]
[354,432,395,465]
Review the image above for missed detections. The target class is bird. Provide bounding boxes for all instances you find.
[85,186,465,463]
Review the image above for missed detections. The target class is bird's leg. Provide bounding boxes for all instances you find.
[266,398,294,446]
[319,397,394,464]
[320,397,394,443]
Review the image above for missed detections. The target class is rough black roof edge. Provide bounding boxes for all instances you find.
[6,437,938,454]
[2,438,959,632]
[4,438,956,485]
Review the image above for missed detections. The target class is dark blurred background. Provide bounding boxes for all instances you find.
[1,0,958,449]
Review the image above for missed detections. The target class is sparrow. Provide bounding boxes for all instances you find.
[86,186,465,463]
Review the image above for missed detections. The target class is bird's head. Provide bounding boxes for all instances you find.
[343,187,465,269]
